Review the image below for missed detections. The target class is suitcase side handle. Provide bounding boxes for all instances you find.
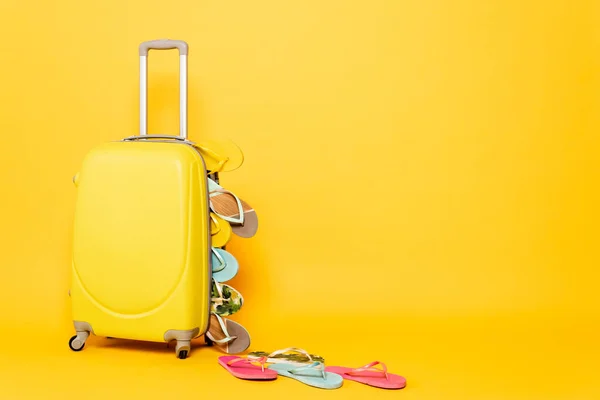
[139,39,189,139]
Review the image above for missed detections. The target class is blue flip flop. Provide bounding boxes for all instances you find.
[211,247,239,283]
[268,361,343,389]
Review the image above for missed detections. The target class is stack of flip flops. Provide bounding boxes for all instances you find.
[218,347,407,390]
[193,139,258,354]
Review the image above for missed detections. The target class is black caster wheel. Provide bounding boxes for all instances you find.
[69,335,85,351]
[205,334,213,347]
[178,350,188,359]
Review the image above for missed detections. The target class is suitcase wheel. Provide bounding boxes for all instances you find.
[177,350,188,359]
[68,335,85,352]
[205,334,213,347]
[175,340,191,359]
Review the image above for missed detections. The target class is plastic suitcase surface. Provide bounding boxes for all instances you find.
[69,40,211,359]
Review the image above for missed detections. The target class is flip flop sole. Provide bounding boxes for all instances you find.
[210,213,232,247]
[247,351,325,366]
[207,179,258,238]
[211,283,244,316]
[197,139,244,173]
[208,315,251,354]
[268,363,343,389]
[218,356,277,380]
[211,248,239,283]
[324,366,406,389]
[209,191,252,217]
[231,210,258,238]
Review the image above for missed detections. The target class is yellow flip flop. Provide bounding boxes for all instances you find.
[211,213,232,247]
[194,139,244,174]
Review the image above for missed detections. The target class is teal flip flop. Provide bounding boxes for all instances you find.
[211,247,239,283]
[268,362,343,390]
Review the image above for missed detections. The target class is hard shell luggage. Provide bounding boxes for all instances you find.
[68,40,212,359]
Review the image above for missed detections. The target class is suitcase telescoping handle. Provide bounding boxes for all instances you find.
[138,39,189,139]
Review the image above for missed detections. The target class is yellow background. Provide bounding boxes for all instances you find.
[1,0,599,399]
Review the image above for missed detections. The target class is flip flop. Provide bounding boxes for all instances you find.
[247,347,325,366]
[218,355,277,381]
[211,280,243,317]
[324,361,406,389]
[206,313,251,354]
[211,247,239,283]
[268,362,343,390]
[194,139,244,174]
[210,213,232,247]
[207,178,258,239]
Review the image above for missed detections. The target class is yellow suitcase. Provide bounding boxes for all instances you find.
[68,40,211,359]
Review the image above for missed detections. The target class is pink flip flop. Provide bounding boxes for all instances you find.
[324,361,406,389]
[218,355,278,380]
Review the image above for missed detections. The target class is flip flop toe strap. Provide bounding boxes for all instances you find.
[346,361,389,380]
[267,347,313,362]
[210,214,221,235]
[195,145,229,174]
[207,333,237,344]
[228,356,268,372]
[289,361,327,380]
[211,248,227,273]
[209,188,245,225]
[207,313,238,344]
[212,279,225,299]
